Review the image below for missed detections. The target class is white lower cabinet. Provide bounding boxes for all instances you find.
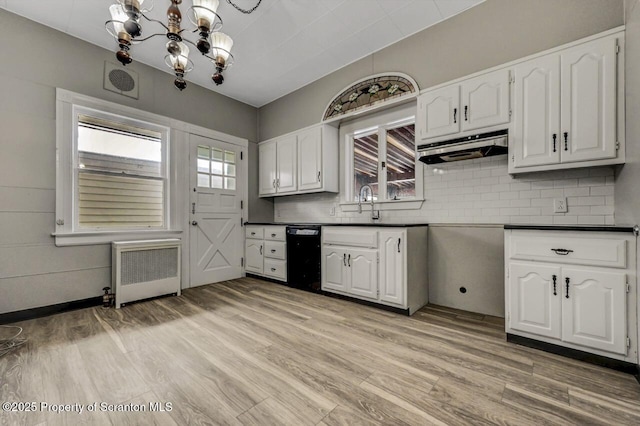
[505,229,636,362]
[245,225,287,282]
[321,226,428,314]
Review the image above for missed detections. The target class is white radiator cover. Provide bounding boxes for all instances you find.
[112,239,182,308]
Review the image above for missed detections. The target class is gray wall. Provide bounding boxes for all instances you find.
[258,0,624,140]
[0,9,262,314]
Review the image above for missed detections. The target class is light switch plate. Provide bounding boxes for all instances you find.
[554,198,568,213]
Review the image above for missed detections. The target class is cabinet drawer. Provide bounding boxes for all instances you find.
[246,226,264,240]
[264,259,287,281]
[323,227,378,248]
[264,226,286,241]
[509,232,627,268]
[264,241,286,260]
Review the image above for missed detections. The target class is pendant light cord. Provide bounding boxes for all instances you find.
[226,0,262,14]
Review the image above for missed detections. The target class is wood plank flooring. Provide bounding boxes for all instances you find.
[1,277,639,425]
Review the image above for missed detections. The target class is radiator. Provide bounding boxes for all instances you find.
[111,239,182,308]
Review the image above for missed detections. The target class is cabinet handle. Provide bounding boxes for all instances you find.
[277,178,280,188]
[317,171,321,182]
[565,277,570,299]
[272,179,276,188]
[453,107,457,124]
[551,248,573,255]
[552,134,557,153]
[397,238,401,253]
[552,275,557,296]
[259,245,263,255]
[347,254,351,267]
[251,232,256,236]
[464,105,468,121]
[343,253,346,266]
[563,132,568,151]
[271,233,276,237]
[270,249,276,253]
[271,268,276,272]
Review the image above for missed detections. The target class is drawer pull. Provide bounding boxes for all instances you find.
[271,267,276,272]
[270,249,276,253]
[551,248,573,255]
[565,277,570,299]
[251,232,256,236]
[552,275,557,296]
[271,233,277,237]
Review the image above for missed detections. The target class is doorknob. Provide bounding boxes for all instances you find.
[191,220,198,226]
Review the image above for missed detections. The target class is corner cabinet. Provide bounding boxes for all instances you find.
[505,229,637,363]
[258,124,338,197]
[321,226,429,315]
[417,69,511,142]
[244,225,287,282]
[510,32,623,173]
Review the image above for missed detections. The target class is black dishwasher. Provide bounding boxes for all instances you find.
[286,225,321,292]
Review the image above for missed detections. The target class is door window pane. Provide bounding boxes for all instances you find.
[211,161,223,175]
[225,163,236,177]
[386,124,416,200]
[211,175,223,189]
[212,148,223,161]
[198,146,210,158]
[225,177,236,190]
[353,132,379,202]
[224,150,235,164]
[197,158,209,173]
[198,173,210,188]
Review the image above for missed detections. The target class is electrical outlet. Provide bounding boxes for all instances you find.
[554,198,568,213]
[329,205,336,216]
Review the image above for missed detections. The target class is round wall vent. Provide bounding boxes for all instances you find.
[108,69,136,92]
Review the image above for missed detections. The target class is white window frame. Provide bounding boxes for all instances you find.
[55,89,181,246]
[340,104,424,212]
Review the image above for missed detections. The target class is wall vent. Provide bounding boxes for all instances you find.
[112,239,181,308]
[104,61,139,99]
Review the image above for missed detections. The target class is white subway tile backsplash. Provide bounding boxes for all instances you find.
[273,160,615,225]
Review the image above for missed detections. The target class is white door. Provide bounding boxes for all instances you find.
[379,231,406,307]
[562,268,626,354]
[245,239,264,274]
[509,262,562,339]
[322,247,347,292]
[276,135,297,193]
[348,248,378,300]
[513,55,561,168]
[417,85,460,140]
[461,69,511,131]
[189,134,244,287]
[560,37,617,163]
[258,141,277,195]
[297,126,323,191]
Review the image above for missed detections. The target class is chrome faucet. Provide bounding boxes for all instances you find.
[358,184,380,220]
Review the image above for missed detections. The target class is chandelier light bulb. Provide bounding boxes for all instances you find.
[109,4,128,35]
[211,32,233,65]
[170,42,190,72]
[193,0,219,30]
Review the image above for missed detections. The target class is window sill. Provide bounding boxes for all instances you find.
[52,230,183,247]
[339,199,424,212]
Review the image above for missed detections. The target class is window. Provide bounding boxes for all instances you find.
[197,145,236,190]
[76,113,167,229]
[341,105,423,211]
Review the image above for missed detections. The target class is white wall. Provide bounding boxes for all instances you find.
[275,156,615,226]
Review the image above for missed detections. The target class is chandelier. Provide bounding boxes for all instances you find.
[106,0,261,91]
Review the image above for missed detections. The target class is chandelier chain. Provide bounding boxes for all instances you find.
[225,0,262,14]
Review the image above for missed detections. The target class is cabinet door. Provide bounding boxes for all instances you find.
[509,262,562,339]
[379,231,405,307]
[258,142,277,196]
[513,55,561,168]
[245,240,264,274]
[297,126,323,191]
[560,37,617,163]
[322,247,347,293]
[347,248,378,300]
[461,69,511,132]
[417,85,460,140]
[276,135,298,193]
[562,268,626,354]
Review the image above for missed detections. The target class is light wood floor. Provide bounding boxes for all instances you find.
[2,278,640,425]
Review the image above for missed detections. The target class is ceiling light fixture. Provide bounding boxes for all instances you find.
[106,0,261,91]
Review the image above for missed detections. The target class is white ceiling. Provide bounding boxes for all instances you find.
[1,0,483,107]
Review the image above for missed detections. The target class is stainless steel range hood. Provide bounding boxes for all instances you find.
[418,129,508,164]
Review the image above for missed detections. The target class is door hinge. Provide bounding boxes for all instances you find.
[627,336,631,348]
[616,41,620,54]
[377,253,380,264]
[616,141,620,151]
[240,151,244,160]
[511,154,515,163]
[240,200,244,210]
[509,109,512,117]
[241,217,244,227]
[377,289,380,297]
[626,282,630,293]
[241,257,244,267]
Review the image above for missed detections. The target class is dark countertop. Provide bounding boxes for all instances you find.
[505,224,637,234]
[245,222,429,228]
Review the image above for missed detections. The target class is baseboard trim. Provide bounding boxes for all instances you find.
[322,291,410,316]
[507,334,637,375]
[0,296,103,325]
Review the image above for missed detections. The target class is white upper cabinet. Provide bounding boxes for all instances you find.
[417,85,460,140]
[560,37,617,163]
[460,69,511,132]
[513,54,561,168]
[417,69,511,144]
[259,124,338,197]
[511,33,622,172]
